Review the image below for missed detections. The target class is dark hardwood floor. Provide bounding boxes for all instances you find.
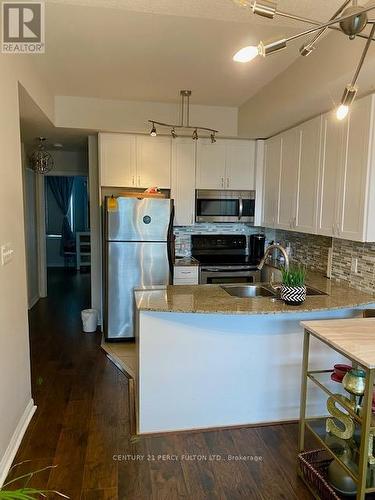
[7,268,314,499]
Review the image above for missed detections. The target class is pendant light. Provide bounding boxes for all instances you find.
[30,137,54,175]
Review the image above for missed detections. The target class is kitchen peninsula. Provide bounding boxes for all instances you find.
[135,274,375,434]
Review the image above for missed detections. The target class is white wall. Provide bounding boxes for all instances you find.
[23,167,39,308]
[0,54,54,484]
[45,149,88,175]
[54,96,239,137]
[88,135,102,323]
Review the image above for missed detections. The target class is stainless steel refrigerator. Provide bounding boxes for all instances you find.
[103,196,174,340]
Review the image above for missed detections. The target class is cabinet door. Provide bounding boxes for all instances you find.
[262,135,282,228]
[99,133,136,187]
[295,116,322,234]
[337,96,372,241]
[317,113,346,237]
[225,140,256,190]
[171,139,196,226]
[196,140,226,189]
[276,127,299,230]
[136,136,171,189]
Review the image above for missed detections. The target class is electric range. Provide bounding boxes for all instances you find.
[191,235,262,285]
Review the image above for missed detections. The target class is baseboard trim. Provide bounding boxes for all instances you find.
[0,399,37,486]
[28,295,40,310]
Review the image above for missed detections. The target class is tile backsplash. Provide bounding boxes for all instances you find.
[174,223,375,295]
[331,239,375,294]
[266,229,332,275]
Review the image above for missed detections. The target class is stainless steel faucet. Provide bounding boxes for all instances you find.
[257,244,290,271]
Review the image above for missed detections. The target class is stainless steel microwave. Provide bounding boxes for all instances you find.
[195,190,255,224]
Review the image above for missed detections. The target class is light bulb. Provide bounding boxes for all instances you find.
[336,104,349,121]
[233,45,259,63]
[150,123,157,136]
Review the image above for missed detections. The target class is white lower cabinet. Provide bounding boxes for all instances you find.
[173,266,199,285]
[171,139,196,226]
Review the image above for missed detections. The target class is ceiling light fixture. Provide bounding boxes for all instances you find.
[30,137,54,175]
[233,0,375,119]
[148,90,218,141]
[211,133,217,144]
[150,122,157,137]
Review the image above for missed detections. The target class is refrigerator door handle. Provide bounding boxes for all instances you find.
[167,204,175,281]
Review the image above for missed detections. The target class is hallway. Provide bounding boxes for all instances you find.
[7,270,312,499]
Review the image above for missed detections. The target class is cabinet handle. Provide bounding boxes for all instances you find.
[138,176,141,187]
[221,177,224,188]
[132,176,135,186]
[226,178,230,188]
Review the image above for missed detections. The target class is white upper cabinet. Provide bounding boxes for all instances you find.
[136,136,171,189]
[196,140,227,189]
[317,113,346,237]
[337,95,373,241]
[294,116,322,234]
[276,127,300,230]
[262,135,282,228]
[99,133,136,187]
[171,139,196,226]
[196,139,255,190]
[262,93,375,242]
[225,140,256,190]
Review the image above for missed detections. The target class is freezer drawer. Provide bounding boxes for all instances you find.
[105,241,171,340]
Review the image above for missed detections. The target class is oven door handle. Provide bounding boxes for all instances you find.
[238,197,243,221]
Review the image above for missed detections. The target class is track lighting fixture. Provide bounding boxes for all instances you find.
[150,123,157,137]
[210,133,216,144]
[148,90,218,141]
[232,0,375,120]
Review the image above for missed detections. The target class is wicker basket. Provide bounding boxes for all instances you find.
[298,449,341,500]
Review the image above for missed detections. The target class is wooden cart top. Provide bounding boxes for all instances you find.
[301,318,375,369]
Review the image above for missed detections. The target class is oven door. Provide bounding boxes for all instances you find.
[195,190,255,223]
[200,267,261,285]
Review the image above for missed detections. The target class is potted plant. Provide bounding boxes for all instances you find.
[281,265,306,306]
[0,463,69,499]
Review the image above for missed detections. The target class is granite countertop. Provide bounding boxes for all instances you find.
[174,256,199,266]
[135,272,375,315]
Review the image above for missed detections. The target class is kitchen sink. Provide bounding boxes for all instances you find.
[221,284,328,298]
[305,286,328,296]
[221,285,277,298]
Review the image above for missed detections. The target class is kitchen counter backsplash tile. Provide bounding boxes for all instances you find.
[331,238,375,294]
[174,224,264,256]
[266,229,332,274]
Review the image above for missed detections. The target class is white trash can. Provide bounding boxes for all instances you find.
[81,309,98,333]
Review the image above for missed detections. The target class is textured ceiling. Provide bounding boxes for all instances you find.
[29,1,369,107]
[48,0,349,26]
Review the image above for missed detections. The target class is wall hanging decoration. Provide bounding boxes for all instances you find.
[29,137,54,175]
[232,0,375,120]
[148,90,218,141]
